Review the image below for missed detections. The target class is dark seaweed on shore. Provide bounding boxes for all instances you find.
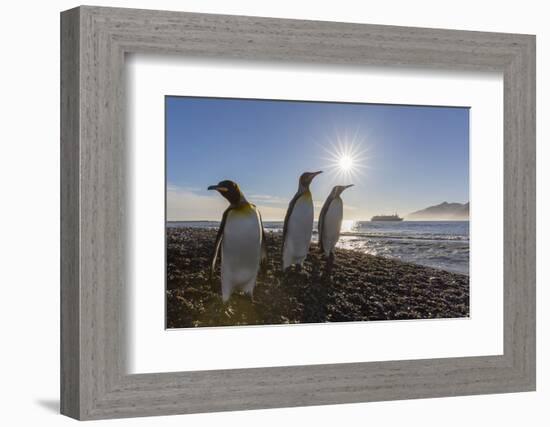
[166,228,469,328]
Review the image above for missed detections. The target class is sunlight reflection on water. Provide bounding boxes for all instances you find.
[341,219,356,233]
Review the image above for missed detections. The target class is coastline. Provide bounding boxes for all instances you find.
[168,220,470,275]
[166,227,469,328]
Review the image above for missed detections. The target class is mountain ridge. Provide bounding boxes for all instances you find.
[407,201,469,220]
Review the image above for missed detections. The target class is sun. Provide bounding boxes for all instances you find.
[321,132,368,182]
[338,154,354,172]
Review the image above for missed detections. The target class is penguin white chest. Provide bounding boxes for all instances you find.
[221,207,262,301]
[322,197,343,255]
[283,193,314,268]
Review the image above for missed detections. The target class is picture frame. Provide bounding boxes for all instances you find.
[60,5,535,420]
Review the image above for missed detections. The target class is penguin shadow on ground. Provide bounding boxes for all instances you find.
[280,257,329,324]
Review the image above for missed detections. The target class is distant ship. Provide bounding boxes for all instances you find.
[371,214,403,222]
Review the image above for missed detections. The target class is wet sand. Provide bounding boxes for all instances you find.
[166,227,469,328]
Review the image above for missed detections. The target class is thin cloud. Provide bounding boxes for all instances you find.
[167,185,227,221]
[248,194,289,206]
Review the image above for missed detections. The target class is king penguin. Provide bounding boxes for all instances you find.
[318,184,354,258]
[208,180,267,302]
[282,171,323,270]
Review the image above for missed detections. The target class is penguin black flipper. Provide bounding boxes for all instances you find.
[210,207,231,279]
[282,192,301,257]
[318,195,334,254]
[252,204,268,266]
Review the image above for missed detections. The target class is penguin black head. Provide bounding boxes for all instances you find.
[298,171,323,189]
[332,184,354,197]
[208,180,244,205]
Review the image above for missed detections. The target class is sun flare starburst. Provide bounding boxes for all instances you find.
[338,154,354,172]
[321,132,369,183]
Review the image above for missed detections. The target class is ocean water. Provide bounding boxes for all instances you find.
[167,220,469,275]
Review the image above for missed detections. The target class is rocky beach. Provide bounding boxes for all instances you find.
[166,227,470,328]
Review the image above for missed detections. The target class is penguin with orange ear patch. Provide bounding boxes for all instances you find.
[208,180,267,302]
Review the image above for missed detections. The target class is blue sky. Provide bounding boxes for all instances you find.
[166,96,469,221]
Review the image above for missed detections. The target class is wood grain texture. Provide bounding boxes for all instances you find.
[60,5,536,420]
[60,7,80,419]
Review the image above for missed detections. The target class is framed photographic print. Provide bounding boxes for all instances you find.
[61,5,536,420]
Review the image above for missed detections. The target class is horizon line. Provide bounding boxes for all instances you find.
[166,218,470,222]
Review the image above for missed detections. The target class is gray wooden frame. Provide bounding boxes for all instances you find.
[60,5,536,420]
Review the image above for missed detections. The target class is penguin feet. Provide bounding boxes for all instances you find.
[210,280,221,295]
[321,252,335,276]
[282,263,306,276]
[242,289,255,303]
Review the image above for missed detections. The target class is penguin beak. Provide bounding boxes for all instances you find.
[308,171,323,182]
[337,184,353,195]
[208,185,227,192]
